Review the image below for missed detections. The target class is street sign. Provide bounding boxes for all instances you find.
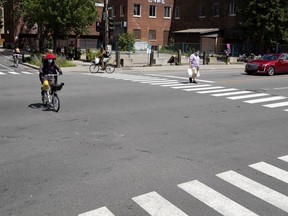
[95,3,104,7]
[147,45,152,54]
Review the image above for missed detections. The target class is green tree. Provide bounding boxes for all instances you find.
[118,33,135,51]
[239,0,288,52]
[20,0,98,51]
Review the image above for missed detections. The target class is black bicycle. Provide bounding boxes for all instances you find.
[42,74,64,112]
[89,57,115,74]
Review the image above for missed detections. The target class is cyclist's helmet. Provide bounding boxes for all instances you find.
[45,53,56,63]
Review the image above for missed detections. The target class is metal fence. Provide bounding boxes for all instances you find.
[163,42,288,57]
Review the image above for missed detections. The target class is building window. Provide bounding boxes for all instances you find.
[134,4,141,17]
[133,29,141,40]
[199,5,206,18]
[213,3,219,17]
[149,30,156,40]
[229,0,236,15]
[120,5,125,17]
[149,5,156,18]
[164,7,171,18]
[175,7,180,19]
[163,30,169,45]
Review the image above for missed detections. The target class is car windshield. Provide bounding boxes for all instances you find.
[259,54,279,61]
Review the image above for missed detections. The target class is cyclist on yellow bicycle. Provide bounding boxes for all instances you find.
[39,53,63,99]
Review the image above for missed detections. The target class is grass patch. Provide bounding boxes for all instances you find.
[28,54,77,67]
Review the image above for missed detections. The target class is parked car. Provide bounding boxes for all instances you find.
[245,53,288,76]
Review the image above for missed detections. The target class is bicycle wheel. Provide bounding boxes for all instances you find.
[89,64,100,73]
[105,64,115,74]
[52,93,60,112]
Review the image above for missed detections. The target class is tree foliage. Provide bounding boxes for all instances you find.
[118,33,135,51]
[239,0,288,49]
[19,0,98,50]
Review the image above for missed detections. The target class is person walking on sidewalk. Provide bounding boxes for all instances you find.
[189,51,200,84]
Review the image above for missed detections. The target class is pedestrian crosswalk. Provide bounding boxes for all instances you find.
[0,71,35,75]
[78,154,288,215]
[85,73,288,112]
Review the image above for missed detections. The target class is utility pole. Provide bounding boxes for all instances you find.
[104,0,109,50]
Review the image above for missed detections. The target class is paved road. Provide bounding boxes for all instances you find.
[1,53,288,216]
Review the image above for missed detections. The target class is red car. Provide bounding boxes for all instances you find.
[245,53,288,76]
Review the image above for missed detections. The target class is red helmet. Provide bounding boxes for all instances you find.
[45,53,56,60]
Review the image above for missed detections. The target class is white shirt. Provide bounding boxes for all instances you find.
[189,54,200,68]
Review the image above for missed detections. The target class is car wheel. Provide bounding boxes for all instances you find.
[267,66,275,76]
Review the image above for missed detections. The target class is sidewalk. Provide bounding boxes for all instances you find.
[58,60,245,73]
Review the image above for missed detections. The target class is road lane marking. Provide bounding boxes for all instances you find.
[178,180,258,216]
[244,96,286,104]
[217,170,288,212]
[142,79,176,83]
[21,71,33,74]
[197,88,238,94]
[183,86,224,92]
[146,74,215,83]
[78,206,115,216]
[212,91,252,97]
[8,71,20,74]
[149,81,179,85]
[161,83,187,87]
[227,93,269,100]
[249,162,288,183]
[172,84,211,89]
[0,72,5,75]
[278,155,288,162]
[132,191,188,216]
[263,101,288,108]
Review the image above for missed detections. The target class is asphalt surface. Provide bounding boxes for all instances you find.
[1,51,288,216]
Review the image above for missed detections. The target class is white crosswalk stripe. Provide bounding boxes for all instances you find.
[249,161,288,183]
[183,86,224,91]
[21,71,33,74]
[132,191,188,216]
[149,81,179,85]
[212,91,252,97]
[78,206,115,216]
[278,155,288,162]
[197,88,238,94]
[178,180,258,216]
[263,101,288,108]
[226,93,269,100]
[217,170,288,212]
[172,84,211,89]
[0,71,35,75]
[244,96,287,104]
[161,83,186,87]
[8,71,20,74]
[141,79,176,83]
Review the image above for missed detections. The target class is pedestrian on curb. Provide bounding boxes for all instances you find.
[189,50,200,84]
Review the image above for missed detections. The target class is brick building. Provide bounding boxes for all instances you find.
[170,0,241,54]
[108,0,174,50]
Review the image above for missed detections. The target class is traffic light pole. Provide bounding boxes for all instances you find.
[104,0,109,51]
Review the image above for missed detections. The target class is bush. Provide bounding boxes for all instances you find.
[118,33,135,51]
[85,49,103,62]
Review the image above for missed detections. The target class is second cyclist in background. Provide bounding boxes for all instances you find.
[99,47,110,70]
